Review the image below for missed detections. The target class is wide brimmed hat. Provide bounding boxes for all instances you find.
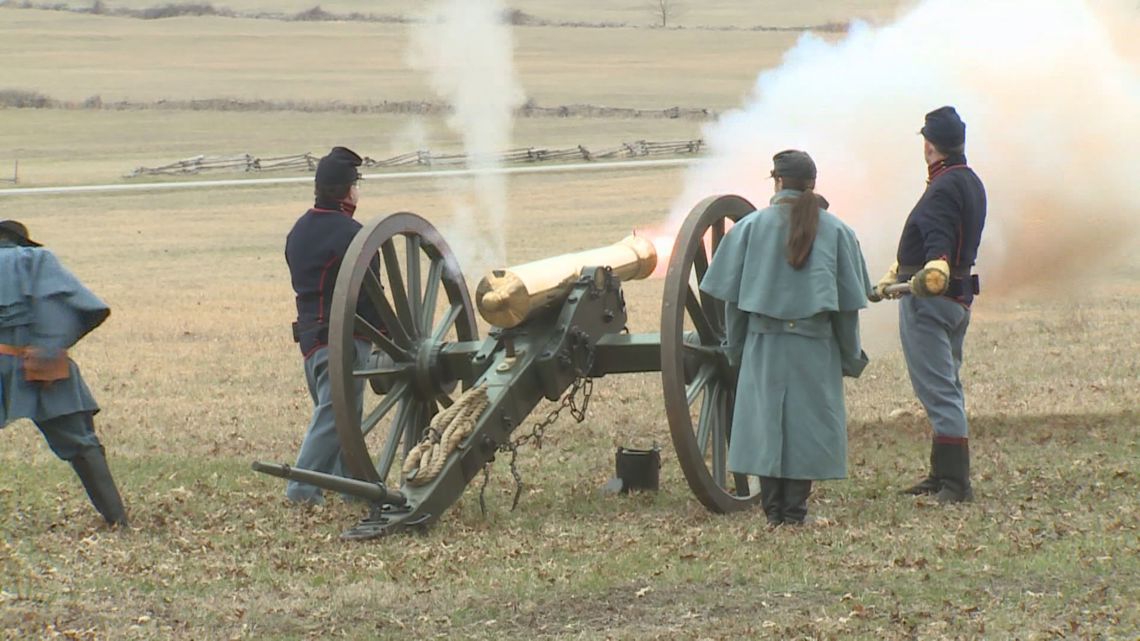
[0,220,41,247]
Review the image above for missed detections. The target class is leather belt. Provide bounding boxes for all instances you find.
[0,343,29,357]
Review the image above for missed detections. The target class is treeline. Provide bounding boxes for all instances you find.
[0,90,716,121]
[2,1,849,32]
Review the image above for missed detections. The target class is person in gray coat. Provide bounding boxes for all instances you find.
[0,220,128,527]
[700,151,872,525]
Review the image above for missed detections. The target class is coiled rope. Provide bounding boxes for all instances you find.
[401,385,490,486]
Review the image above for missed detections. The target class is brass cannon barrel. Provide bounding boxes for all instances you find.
[251,461,407,506]
[476,235,657,328]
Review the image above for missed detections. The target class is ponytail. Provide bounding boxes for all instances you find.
[782,179,821,269]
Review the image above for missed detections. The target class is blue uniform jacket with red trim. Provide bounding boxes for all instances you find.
[285,207,372,357]
[895,155,987,305]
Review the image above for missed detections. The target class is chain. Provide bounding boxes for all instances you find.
[479,344,595,516]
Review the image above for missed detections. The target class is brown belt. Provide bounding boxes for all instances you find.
[0,343,71,382]
[0,343,28,357]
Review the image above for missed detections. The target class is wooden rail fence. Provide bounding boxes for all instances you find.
[126,140,704,178]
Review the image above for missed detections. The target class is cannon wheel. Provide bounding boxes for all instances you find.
[661,195,763,513]
[329,213,479,483]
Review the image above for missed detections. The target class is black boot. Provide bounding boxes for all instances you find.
[70,446,129,527]
[758,477,783,526]
[933,439,973,504]
[901,441,941,495]
[782,479,814,525]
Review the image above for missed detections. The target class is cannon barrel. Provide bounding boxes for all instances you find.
[475,234,657,328]
[251,461,407,506]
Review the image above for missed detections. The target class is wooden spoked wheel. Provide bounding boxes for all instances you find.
[329,213,478,484]
[661,195,763,513]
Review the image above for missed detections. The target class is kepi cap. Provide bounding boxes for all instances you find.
[920,106,966,148]
[770,149,817,181]
[315,146,363,186]
[0,219,41,247]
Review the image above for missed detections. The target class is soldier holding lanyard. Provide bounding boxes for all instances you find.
[872,106,987,504]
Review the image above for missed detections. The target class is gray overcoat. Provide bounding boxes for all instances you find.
[0,243,109,426]
[700,191,872,480]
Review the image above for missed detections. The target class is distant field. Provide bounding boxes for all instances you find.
[0,10,795,108]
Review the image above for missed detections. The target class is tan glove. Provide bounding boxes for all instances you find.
[909,258,950,297]
[870,261,900,301]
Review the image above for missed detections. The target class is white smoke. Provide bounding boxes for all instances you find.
[407,0,525,279]
[670,0,1140,328]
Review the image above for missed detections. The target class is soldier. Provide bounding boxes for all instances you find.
[0,220,128,527]
[872,106,987,503]
[701,150,872,525]
[284,147,376,504]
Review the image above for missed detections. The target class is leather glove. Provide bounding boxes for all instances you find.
[870,261,900,302]
[909,258,950,297]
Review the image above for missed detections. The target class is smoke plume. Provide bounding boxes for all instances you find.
[407,0,525,279]
[671,0,1140,317]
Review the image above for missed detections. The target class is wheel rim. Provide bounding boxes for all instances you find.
[661,195,762,513]
[330,213,478,483]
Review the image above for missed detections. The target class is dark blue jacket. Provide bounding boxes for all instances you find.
[285,207,363,357]
[895,155,986,305]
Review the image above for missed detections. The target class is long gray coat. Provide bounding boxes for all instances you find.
[700,191,872,480]
[0,243,109,426]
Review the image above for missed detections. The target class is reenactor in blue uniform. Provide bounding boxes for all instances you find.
[701,151,872,525]
[872,107,987,503]
[0,220,128,526]
[284,147,375,504]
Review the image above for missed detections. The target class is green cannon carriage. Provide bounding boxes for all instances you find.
[254,195,766,539]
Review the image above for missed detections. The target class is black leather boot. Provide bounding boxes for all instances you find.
[758,477,783,526]
[902,441,941,495]
[70,445,129,527]
[782,479,814,525]
[934,439,973,504]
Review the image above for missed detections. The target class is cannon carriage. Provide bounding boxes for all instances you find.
[254,194,766,539]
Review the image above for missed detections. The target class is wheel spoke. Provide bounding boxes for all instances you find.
[360,381,410,437]
[431,304,463,344]
[375,396,412,479]
[711,385,727,488]
[693,240,710,283]
[685,285,718,345]
[406,235,423,334]
[710,218,726,257]
[355,314,411,362]
[381,239,417,339]
[362,266,412,349]
[402,402,424,457]
[686,363,715,407]
[421,258,443,335]
[696,383,717,454]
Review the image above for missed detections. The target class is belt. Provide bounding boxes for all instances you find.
[897,263,973,279]
[0,343,29,357]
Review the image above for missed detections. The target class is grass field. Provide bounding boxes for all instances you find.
[1,1,1139,639]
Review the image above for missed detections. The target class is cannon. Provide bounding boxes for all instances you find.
[254,195,764,539]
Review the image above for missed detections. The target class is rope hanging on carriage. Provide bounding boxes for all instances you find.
[401,384,490,486]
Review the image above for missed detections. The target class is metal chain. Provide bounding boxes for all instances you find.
[479,345,595,516]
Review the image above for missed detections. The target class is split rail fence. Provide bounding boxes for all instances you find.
[126,140,704,178]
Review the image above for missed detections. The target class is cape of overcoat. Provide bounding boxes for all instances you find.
[700,191,872,479]
[0,244,109,426]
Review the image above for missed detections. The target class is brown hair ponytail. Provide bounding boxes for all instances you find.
[782,177,821,269]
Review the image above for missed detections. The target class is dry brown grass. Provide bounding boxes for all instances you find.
[1,169,1138,640]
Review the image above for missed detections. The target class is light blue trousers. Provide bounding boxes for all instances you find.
[286,340,368,504]
[899,296,971,438]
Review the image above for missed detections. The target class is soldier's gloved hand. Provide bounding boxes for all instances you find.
[870,261,900,302]
[909,259,950,297]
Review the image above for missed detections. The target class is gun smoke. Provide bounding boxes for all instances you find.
[407,0,525,280]
[669,0,1140,312]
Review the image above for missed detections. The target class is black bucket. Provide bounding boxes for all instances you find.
[614,446,661,493]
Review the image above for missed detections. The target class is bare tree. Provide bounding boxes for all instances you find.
[649,0,682,28]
